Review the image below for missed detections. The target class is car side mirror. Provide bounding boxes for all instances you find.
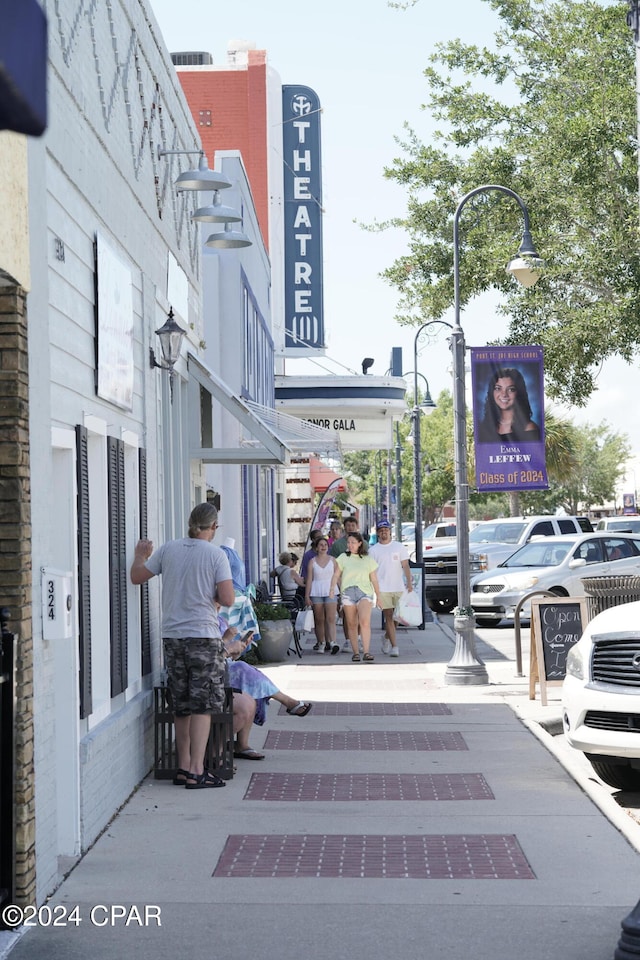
[568,557,587,568]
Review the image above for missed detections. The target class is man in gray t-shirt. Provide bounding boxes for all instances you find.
[130,503,235,790]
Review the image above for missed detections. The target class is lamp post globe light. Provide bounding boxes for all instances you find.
[445,184,542,686]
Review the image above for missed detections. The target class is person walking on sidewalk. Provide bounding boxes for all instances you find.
[304,536,340,653]
[330,531,381,662]
[130,502,235,790]
[329,515,358,557]
[369,519,412,657]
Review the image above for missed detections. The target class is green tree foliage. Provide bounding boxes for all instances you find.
[554,422,630,513]
[345,402,627,519]
[378,0,639,406]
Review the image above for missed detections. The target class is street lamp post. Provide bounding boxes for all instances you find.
[395,422,403,543]
[445,183,541,685]
[411,322,453,565]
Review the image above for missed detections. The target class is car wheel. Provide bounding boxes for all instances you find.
[586,757,640,791]
[549,587,569,597]
[475,616,498,628]
[427,598,455,614]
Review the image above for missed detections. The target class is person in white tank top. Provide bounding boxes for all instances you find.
[304,537,340,654]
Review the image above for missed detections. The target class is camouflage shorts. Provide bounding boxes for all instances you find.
[163,637,226,716]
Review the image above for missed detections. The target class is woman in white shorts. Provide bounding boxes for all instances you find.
[304,537,340,654]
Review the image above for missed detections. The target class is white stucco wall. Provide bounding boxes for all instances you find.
[0,132,30,289]
[28,0,206,901]
[201,152,275,579]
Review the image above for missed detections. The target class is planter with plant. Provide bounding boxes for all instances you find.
[251,602,294,662]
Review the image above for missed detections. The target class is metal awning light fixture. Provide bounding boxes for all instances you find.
[150,307,187,402]
[157,146,232,191]
[192,190,243,224]
[205,221,252,249]
[158,144,252,249]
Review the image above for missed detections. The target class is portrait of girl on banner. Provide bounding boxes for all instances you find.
[471,345,548,492]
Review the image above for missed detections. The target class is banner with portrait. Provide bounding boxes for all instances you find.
[471,345,548,493]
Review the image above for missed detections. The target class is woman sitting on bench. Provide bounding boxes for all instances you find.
[221,629,312,760]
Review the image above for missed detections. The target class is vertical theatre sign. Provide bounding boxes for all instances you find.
[282,85,325,354]
[471,344,548,492]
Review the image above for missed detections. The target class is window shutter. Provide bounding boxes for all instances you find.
[107,436,127,696]
[138,447,151,676]
[76,425,92,718]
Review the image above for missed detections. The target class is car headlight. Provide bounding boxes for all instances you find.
[470,552,488,572]
[510,574,539,590]
[565,645,584,680]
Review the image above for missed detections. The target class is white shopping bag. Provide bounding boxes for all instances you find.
[393,589,422,627]
[295,608,315,632]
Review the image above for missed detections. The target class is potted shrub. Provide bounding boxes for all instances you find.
[252,602,294,663]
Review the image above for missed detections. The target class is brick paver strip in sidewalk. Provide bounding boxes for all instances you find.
[244,772,494,802]
[213,834,535,879]
[278,702,452,716]
[263,730,468,751]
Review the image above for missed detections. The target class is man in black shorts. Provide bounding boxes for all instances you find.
[130,503,235,789]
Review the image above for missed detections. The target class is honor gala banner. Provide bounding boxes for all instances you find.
[471,345,548,493]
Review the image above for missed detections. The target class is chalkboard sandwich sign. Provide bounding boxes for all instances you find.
[529,596,587,705]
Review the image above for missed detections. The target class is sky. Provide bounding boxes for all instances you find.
[149,0,640,471]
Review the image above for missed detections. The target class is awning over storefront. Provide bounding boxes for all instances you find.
[275,374,407,451]
[188,354,341,464]
[309,457,346,493]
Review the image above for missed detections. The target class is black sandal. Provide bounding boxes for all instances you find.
[286,701,313,717]
[351,653,361,662]
[185,770,226,789]
[363,653,375,662]
[172,767,190,786]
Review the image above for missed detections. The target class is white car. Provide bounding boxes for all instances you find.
[470,532,640,627]
[563,600,640,790]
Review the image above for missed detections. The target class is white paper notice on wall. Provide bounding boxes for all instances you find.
[41,568,73,640]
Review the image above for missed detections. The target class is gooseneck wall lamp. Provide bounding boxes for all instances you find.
[445,184,542,686]
[150,307,187,403]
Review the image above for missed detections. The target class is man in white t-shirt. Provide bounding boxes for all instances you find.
[369,520,412,656]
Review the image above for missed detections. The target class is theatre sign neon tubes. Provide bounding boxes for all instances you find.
[282,84,325,355]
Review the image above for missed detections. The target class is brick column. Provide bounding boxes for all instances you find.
[0,285,34,904]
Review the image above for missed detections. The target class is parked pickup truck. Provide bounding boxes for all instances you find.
[423,515,592,614]
[406,521,456,561]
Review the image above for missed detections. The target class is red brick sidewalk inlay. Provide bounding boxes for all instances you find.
[244,772,494,802]
[278,702,452,716]
[263,730,468,751]
[213,834,535,879]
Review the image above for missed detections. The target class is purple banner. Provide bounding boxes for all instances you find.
[471,345,548,492]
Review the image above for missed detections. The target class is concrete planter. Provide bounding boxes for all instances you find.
[257,619,293,663]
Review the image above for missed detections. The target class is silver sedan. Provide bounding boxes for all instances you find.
[470,532,640,627]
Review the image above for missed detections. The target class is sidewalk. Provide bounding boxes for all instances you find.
[3,618,639,960]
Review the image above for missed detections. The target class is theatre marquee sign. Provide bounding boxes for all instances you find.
[282,84,325,355]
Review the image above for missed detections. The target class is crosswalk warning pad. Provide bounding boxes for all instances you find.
[277,702,452,716]
[263,730,468,751]
[244,772,494,802]
[213,833,535,879]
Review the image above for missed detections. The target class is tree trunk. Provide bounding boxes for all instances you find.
[508,490,521,516]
